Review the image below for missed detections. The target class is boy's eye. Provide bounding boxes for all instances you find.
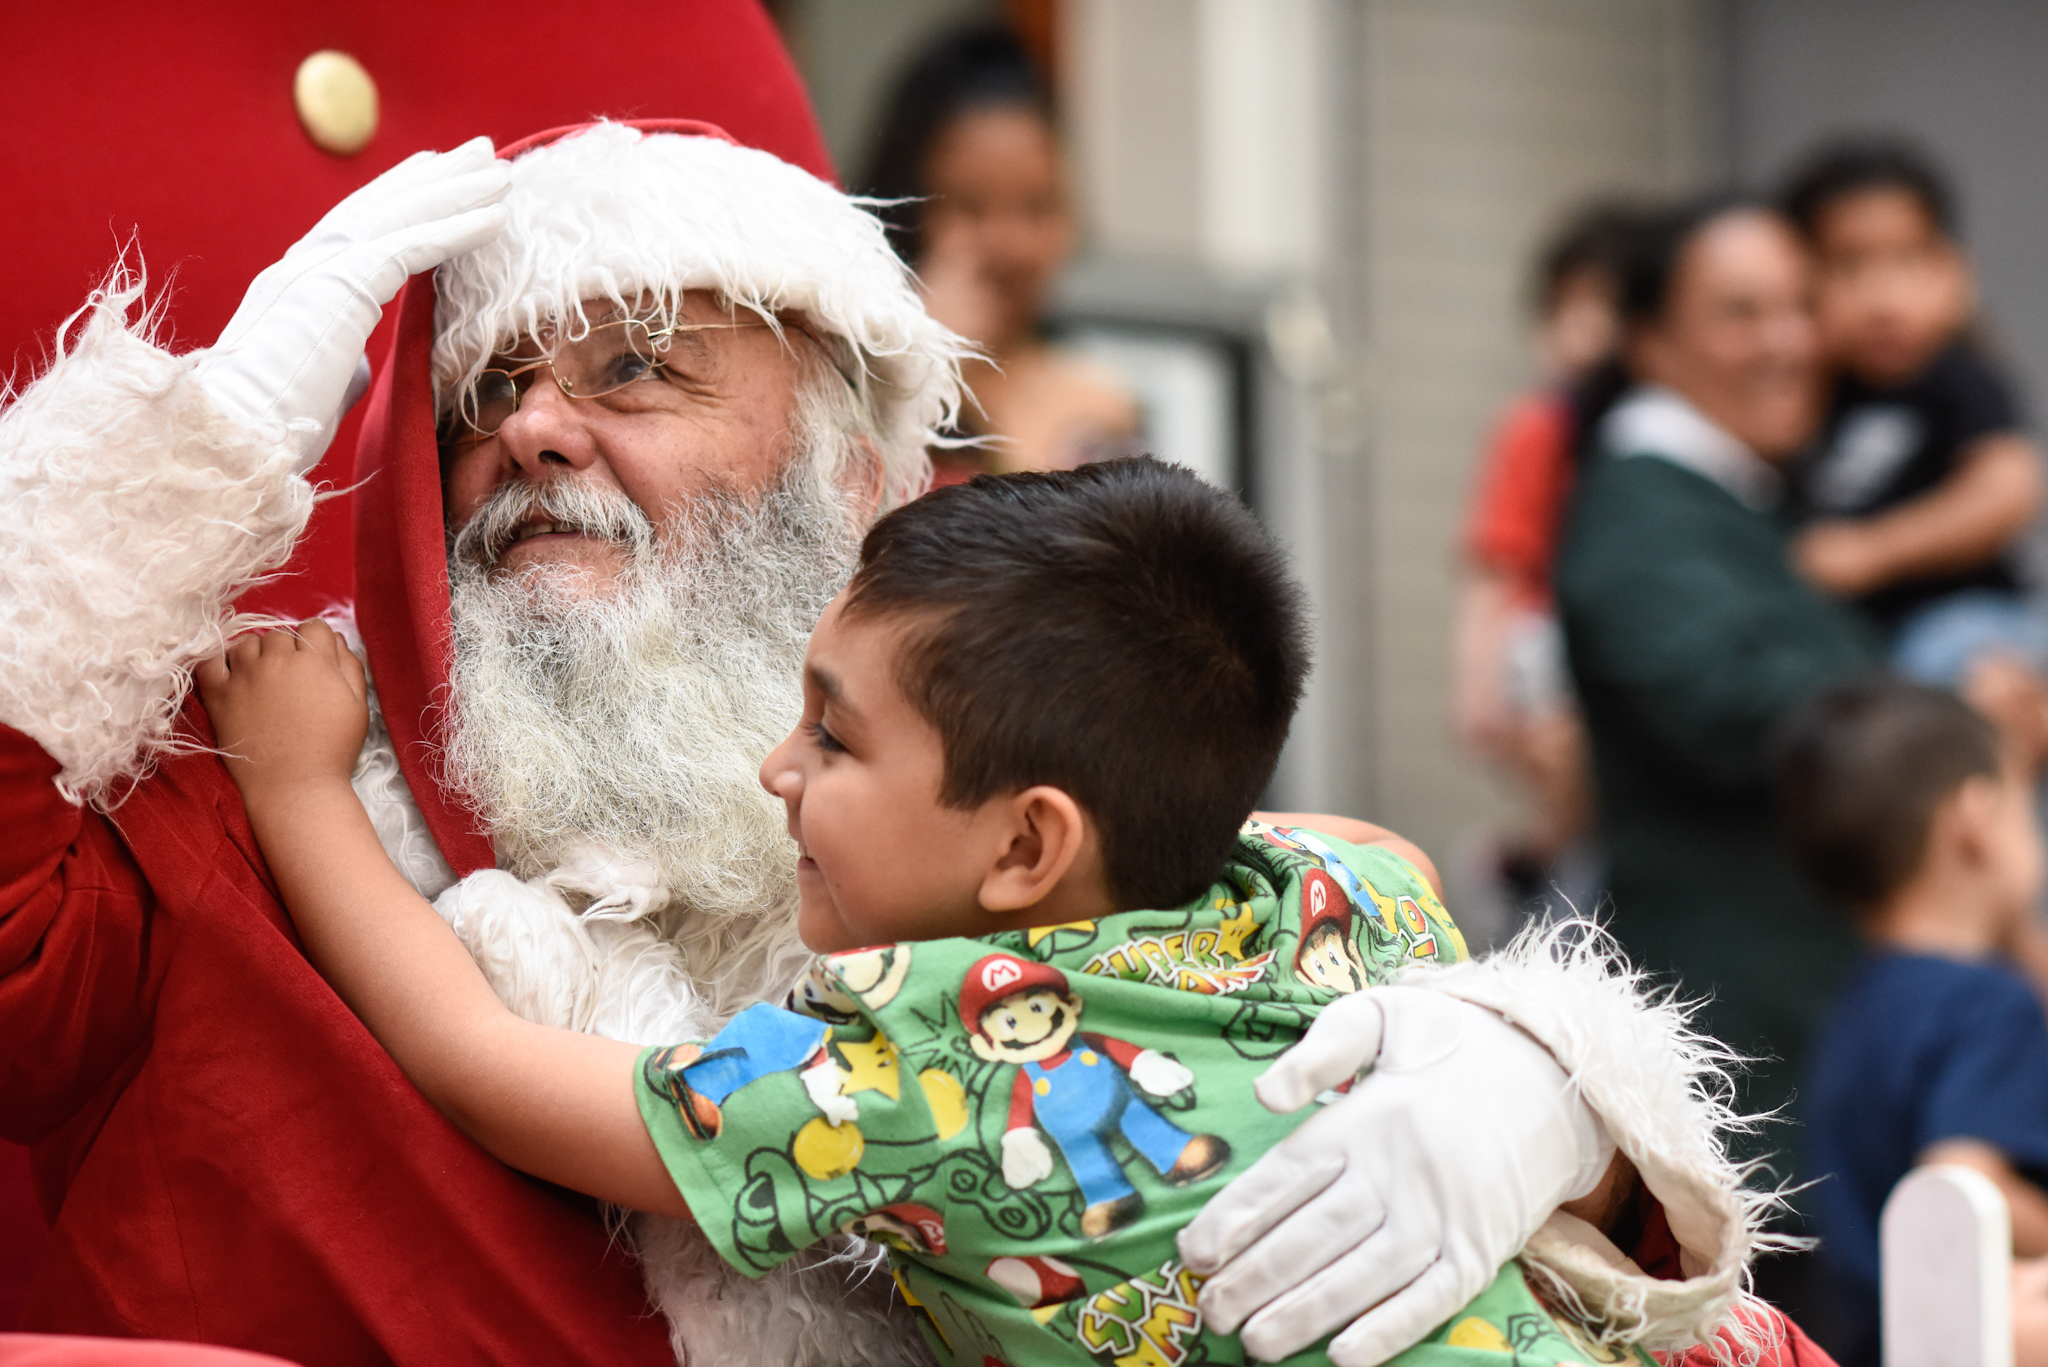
[806,719,845,754]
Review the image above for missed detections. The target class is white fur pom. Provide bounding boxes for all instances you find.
[1401,920,1779,1360]
[0,270,313,806]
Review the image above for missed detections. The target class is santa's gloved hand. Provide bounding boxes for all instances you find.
[192,137,510,472]
[1177,987,1614,1366]
[1002,1127,1056,1188]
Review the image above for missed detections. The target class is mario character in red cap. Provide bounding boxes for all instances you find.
[961,953,1230,1240]
[1293,866,1373,993]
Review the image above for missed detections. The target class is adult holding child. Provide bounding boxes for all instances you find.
[1555,197,1875,1138]
[4,119,1769,1365]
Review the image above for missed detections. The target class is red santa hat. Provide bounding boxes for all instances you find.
[434,119,967,512]
[351,118,971,876]
[958,954,1071,1038]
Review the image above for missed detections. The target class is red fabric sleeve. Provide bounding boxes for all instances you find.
[1463,391,1579,604]
[0,727,157,1145]
[1008,1069,1037,1132]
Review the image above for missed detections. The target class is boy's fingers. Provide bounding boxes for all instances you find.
[338,640,369,703]
[295,617,336,653]
[194,655,229,691]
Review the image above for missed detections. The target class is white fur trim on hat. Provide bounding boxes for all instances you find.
[433,122,971,510]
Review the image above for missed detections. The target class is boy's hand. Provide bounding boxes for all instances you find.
[196,618,369,802]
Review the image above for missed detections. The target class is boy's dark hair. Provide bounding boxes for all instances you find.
[843,457,1311,911]
[857,20,1052,266]
[1778,136,1958,241]
[1617,192,1771,331]
[1772,675,2002,913]
[1532,200,1651,316]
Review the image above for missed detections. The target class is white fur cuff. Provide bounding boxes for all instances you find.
[0,273,314,805]
[1402,924,1768,1355]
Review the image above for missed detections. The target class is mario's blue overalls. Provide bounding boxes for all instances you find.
[1021,1042,1196,1206]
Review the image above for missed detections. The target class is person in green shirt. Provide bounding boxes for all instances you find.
[198,457,1746,1366]
[1555,196,1877,1139]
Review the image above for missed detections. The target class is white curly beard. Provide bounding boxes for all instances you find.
[441,460,854,1023]
[430,446,935,1366]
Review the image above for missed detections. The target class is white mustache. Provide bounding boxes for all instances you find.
[452,480,655,570]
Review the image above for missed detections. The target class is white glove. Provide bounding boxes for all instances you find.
[1002,1127,1056,1189]
[800,1060,860,1126]
[1176,987,1615,1366]
[192,137,511,472]
[1128,1048,1194,1097]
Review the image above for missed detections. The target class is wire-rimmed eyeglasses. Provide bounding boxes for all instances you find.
[445,315,776,440]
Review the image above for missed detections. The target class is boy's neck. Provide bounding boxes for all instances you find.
[1865,876,2006,961]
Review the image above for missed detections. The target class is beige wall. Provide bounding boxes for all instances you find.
[1065,0,1711,868]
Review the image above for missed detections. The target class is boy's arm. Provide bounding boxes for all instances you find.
[1251,810,1443,898]
[1796,433,2044,596]
[1922,1138,2048,1257]
[196,621,691,1220]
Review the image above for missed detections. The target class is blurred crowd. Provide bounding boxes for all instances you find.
[1454,141,2048,1365]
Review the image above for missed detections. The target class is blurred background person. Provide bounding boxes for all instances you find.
[858,19,1138,482]
[1452,201,1646,936]
[1777,678,2048,1367]
[1779,138,2048,688]
[1554,195,1874,1174]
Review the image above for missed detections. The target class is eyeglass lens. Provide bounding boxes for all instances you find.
[460,318,670,436]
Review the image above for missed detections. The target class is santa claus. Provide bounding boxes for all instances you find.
[1,117,1779,1367]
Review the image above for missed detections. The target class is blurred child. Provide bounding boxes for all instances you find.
[1780,139,2047,687]
[1453,202,1645,933]
[195,458,1651,1367]
[1775,677,2048,1367]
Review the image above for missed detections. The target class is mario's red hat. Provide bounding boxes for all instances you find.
[959,954,1070,1038]
[1297,868,1353,942]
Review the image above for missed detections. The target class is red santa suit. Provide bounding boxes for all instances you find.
[0,7,832,1362]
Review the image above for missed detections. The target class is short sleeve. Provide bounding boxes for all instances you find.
[1939,345,2025,448]
[1914,971,2048,1174]
[1464,392,1577,593]
[634,1000,938,1277]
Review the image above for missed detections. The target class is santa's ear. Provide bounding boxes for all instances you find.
[968,1033,1000,1063]
[979,785,1092,915]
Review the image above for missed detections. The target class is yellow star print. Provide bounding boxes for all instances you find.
[1026,920,1097,947]
[1211,901,1259,961]
[833,1031,902,1101]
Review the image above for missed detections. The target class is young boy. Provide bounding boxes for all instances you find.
[1779,139,2047,685]
[199,459,1626,1367]
[1776,677,2048,1367]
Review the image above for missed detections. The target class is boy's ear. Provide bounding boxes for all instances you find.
[979,785,1095,915]
[1947,775,2002,865]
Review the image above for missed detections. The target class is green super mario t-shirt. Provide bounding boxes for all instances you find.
[635,823,1645,1367]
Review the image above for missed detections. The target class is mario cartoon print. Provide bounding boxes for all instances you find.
[962,954,1230,1240]
[1293,867,1374,993]
[643,1001,860,1140]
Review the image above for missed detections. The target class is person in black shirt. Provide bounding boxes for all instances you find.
[1780,138,2048,684]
